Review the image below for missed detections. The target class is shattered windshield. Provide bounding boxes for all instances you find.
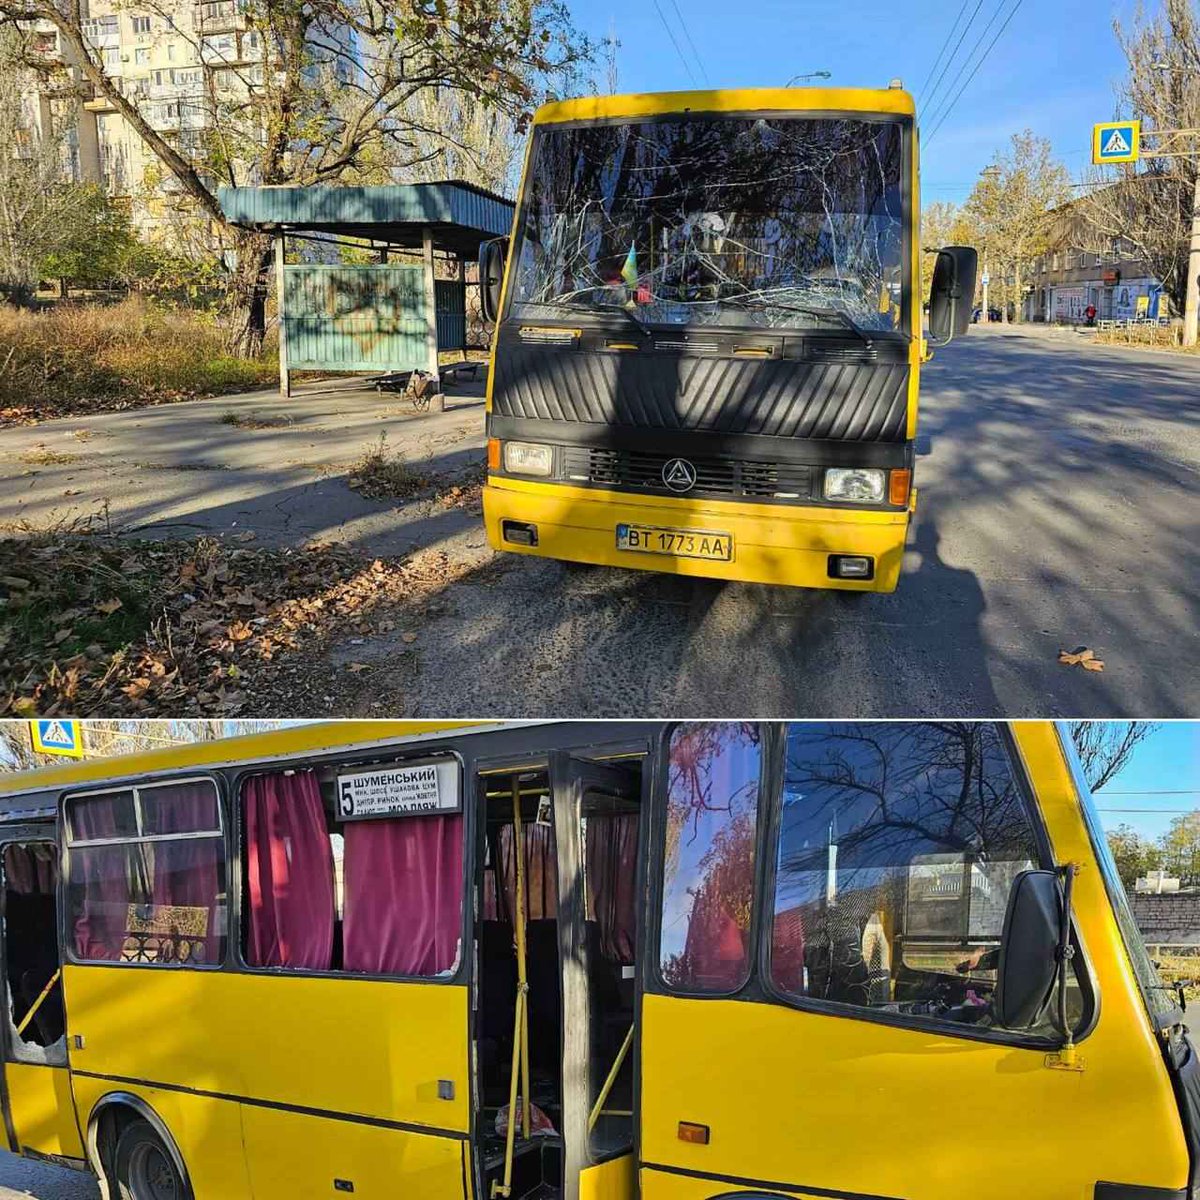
[508,114,908,333]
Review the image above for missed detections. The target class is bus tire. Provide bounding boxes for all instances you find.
[113,1119,186,1200]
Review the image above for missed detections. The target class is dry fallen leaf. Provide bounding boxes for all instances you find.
[95,597,123,615]
[1058,646,1105,671]
[401,631,418,643]
[347,662,371,673]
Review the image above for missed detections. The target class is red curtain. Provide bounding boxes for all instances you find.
[486,822,557,924]
[244,771,335,970]
[586,814,638,964]
[3,844,56,896]
[69,794,129,962]
[343,815,464,976]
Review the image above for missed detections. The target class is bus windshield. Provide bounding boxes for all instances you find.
[509,113,908,334]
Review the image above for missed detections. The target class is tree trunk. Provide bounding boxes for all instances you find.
[224,229,274,358]
[1012,262,1022,324]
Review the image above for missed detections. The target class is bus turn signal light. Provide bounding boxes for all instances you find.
[677,1122,710,1145]
[889,469,912,506]
[487,439,501,471]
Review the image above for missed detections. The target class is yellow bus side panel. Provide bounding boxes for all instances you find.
[580,1152,635,1200]
[640,988,1187,1200]
[241,1105,465,1200]
[4,1063,83,1159]
[69,1073,253,1198]
[63,966,470,1133]
[484,479,911,592]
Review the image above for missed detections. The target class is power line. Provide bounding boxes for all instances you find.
[1099,809,1198,814]
[651,0,698,87]
[665,0,709,85]
[925,0,1026,144]
[925,0,1019,136]
[915,0,972,107]
[920,0,987,119]
[1102,790,1200,796]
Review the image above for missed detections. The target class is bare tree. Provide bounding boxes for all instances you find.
[963,130,1072,323]
[1068,721,1162,792]
[0,0,591,354]
[1080,0,1199,325]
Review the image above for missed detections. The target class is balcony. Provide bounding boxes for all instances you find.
[193,0,247,32]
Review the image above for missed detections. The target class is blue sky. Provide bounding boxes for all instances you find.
[573,0,1141,205]
[1087,723,1200,842]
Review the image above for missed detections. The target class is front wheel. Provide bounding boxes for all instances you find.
[114,1120,185,1200]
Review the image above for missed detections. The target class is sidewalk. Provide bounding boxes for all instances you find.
[0,375,489,558]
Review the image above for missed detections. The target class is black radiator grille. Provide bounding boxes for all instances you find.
[560,447,814,502]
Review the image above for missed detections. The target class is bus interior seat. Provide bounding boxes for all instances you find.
[524,919,561,1082]
[480,920,518,1075]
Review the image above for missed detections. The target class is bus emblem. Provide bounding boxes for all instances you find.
[662,458,698,492]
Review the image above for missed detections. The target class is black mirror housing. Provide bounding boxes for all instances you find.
[928,245,979,344]
[479,237,509,324]
[994,868,1063,1031]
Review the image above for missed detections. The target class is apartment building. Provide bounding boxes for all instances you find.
[24,0,293,243]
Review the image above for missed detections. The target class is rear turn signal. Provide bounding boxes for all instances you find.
[889,469,912,506]
[677,1122,710,1145]
[487,438,501,471]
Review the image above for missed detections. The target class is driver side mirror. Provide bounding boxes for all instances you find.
[479,237,509,325]
[993,869,1063,1031]
[928,245,978,344]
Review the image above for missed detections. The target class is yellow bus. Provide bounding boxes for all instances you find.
[0,719,1193,1200]
[478,88,977,592]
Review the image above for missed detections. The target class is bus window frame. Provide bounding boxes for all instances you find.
[646,721,774,1003]
[59,773,230,973]
[1055,721,1182,1034]
[753,722,1100,1052]
[226,746,472,988]
[504,108,916,342]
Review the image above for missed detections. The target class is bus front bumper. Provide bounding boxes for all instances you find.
[483,477,913,592]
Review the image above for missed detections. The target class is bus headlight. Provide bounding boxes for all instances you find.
[503,442,554,477]
[824,468,885,503]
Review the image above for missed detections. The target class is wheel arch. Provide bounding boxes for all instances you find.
[86,1091,194,1200]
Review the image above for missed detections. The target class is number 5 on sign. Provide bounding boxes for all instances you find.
[1092,120,1140,165]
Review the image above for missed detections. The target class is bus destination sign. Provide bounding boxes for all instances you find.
[337,761,460,820]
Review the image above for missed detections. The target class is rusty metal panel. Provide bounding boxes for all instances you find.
[282,265,428,372]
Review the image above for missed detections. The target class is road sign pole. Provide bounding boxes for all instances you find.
[1185,168,1200,349]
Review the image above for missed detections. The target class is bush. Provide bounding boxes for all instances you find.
[0,297,279,420]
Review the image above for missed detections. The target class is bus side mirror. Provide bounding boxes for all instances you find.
[994,869,1063,1031]
[928,246,978,344]
[479,237,509,324]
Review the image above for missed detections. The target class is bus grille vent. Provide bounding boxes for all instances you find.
[562,447,813,502]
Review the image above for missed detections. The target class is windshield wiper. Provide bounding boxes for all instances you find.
[533,298,652,340]
[720,296,880,349]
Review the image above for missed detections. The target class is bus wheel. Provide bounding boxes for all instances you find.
[114,1120,185,1200]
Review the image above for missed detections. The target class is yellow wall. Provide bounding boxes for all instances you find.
[63,965,471,1197]
[4,1062,83,1160]
[638,723,1189,1200]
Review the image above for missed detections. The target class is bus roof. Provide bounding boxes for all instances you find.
[0,720,506,810]
[533,86,915,127]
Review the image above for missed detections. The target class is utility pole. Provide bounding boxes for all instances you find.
[981,247,990,324]
[1185,168,1199,348]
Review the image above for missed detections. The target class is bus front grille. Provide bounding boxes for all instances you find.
[561,447,814,502]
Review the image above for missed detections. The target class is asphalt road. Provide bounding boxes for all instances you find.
[2,326,1196,718]
[396,327,1199,717]
[0,1152,96,1199]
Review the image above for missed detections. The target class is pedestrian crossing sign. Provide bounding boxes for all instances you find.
[1092,120,1140,164]
[30,719,83,758]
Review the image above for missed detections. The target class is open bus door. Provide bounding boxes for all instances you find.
[477,752,642,1200]
[0,823,84,1165]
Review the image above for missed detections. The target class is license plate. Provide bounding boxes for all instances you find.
[615,523,733,562]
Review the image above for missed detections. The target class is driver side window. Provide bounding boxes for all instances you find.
[768,722,1081,1038]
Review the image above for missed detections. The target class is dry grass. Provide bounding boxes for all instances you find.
[1153,952,1200,1004]
[347,432,431,499]
[0,297,280,423]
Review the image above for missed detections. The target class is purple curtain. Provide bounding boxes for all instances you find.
[488,822,557,925]
[244,771,335,970]
[147,783,223,964]
[3,844,56,896]
[586,814,638,964]
[343,815,464,976]
[69,794,129,961]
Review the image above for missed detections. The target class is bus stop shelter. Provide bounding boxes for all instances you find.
[218,181,514,400]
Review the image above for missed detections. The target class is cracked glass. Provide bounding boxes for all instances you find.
[510,115,908,333]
